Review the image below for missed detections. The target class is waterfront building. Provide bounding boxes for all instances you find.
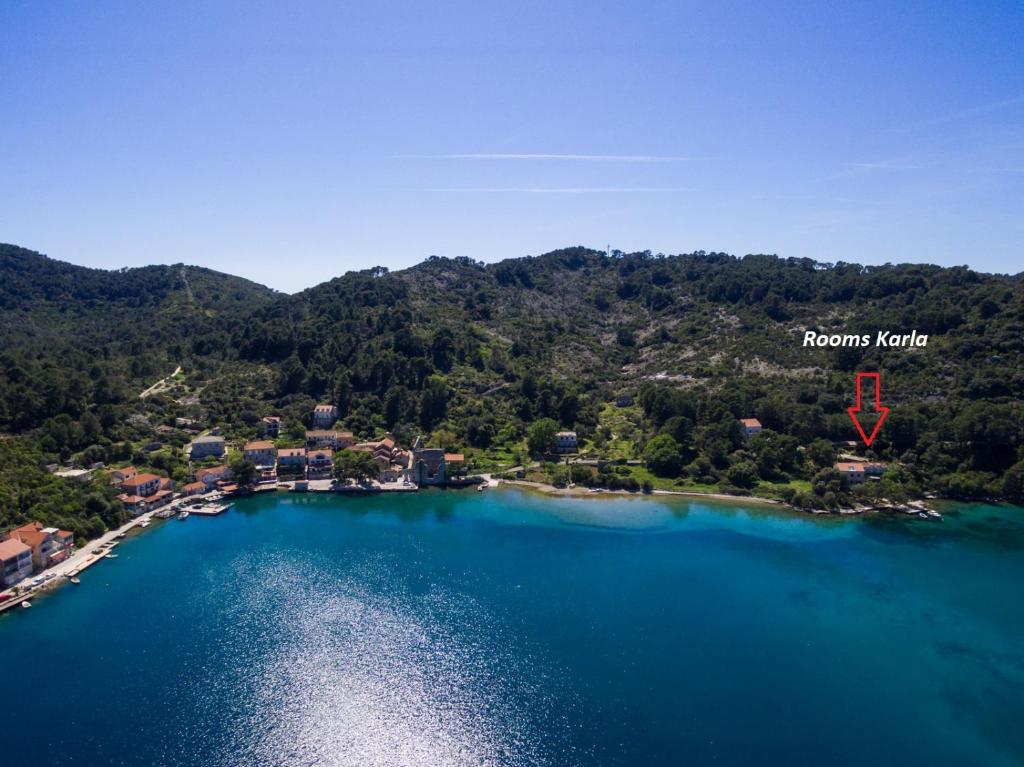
[277,448,307,475]
[411,445,447,485]
[836,462,867,484]
[7,522,74,570]
[306,429,340,449]
[196,465,233,487]
[307,448,334,477]
[0,537,34,586]
[243,440,278,467]
[189,435,226,459]
[181,481,206,496]
[121,473,162,498]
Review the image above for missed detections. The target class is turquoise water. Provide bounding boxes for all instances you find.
[2,489,1022,766]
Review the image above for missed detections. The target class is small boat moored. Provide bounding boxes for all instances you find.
[70,577,81,585]
[105,553,119,559]
[21,601,32,609]
[177,510,190,520]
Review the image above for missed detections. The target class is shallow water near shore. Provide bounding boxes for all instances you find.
[2,489,1022,766]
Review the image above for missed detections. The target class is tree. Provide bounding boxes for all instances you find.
[527,418,559,457]
[643,434,683,477]
[726,460,759,488]
[333,450,379,483]
[229,456,257,485]
[807,439,836,469]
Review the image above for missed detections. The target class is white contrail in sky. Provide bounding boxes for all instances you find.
[394,153,693,162]
[406,186,693,193]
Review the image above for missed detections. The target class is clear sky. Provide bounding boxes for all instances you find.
[2,1,1022,292]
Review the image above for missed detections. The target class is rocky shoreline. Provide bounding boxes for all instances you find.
[498,479,944,520]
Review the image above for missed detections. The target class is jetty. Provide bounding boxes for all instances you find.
[0,511,160,615]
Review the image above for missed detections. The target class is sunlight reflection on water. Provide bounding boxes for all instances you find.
[213,551,560,767]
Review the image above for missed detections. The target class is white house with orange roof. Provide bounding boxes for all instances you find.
[0,537,34,586]
[740,418,763,438]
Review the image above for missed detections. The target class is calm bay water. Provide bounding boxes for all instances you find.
[2,489,1022,766]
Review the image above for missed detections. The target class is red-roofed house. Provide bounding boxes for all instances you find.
[7,522,74,570]
[109,466,138,485]
[0,537,34,586]
[243,440,277,467]
[181,481,207,497]
[121,473,162,499]
[196,465,233,487]
[740,418,763,438]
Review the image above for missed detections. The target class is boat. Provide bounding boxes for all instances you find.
[178,511,190,520]
[116,531,127,539]
[139,520,151,528]
[70,577,81,585]
[105,553,118,559]
[21,601,31,609]
[477,484,486,492]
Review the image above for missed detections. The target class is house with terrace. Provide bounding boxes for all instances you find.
[277,448,307,477]
[7,522,75,570]
[307,448,334,478]
[118,472,174,514]
[0,537,34,586]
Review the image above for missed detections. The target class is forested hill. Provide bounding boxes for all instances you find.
[2,244,1023,519]
[0,244,276,430]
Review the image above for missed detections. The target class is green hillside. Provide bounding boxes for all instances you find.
[1,244,1022,531]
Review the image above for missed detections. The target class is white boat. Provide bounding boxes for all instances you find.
[139,520,151,528]
[178,511,190,520]
[105,553,118,559]
[21,601,31,609]
[70,577,81,585]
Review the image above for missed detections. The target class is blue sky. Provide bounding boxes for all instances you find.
[1,1,1021,291]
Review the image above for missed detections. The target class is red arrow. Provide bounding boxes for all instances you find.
[847,372,889,447]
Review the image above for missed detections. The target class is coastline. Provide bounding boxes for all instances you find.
[496,478,941,518]
[0,509,162,613]
[498,479,783,507]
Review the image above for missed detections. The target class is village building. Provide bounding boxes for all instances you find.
[121,472,163,499]
[0,537,34,586]
[307,448,334,477]
[189,435,226,459]
[444,453,466,478]
[181,481,207,497]
[243,440,277,467]
[262,416,282,437]
[117,472,173,514]
[196,464,233,487]
[306,429,341,449]
[7,522,75,570]
[556,431,578,452]
[836,462,867,484]
[410,447,447,485]
[312,404,338,428]
[109,466,138,486]
[740,418,763,438]
[835,461,888,485]
[277,448,307,475]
